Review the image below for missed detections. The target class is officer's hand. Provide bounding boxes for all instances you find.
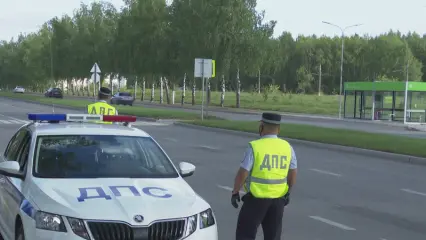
[283,192,290,206]
[231,192,240,208]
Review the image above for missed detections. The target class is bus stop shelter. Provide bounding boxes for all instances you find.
[343,81,426,123]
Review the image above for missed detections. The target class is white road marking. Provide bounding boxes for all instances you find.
[7,115,28,122]
[309,168,342,177]
[0,119,29,124]
[217,185,245,194]
[198,145,220,150]
[401,188,426,197]
[309,216,356,231]
[132,122,170,126]
[8,120,27,124]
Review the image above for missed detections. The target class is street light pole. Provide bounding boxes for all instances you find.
[322,21,363,119]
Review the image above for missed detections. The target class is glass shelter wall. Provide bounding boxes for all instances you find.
[344,91,373,120]
[406,91,426,123]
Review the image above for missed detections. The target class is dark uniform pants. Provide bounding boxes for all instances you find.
[236,193,286,240]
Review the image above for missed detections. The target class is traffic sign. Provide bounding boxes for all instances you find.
[91,73,100,83]
[194,58,212,78]
[212,60,216,78]
[90,63,101,73]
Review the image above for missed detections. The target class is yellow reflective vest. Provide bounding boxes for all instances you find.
[87,101,117,124]
[245,137,292,198]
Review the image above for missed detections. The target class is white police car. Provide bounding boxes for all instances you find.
[0,114,218,240]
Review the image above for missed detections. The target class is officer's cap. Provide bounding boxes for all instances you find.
[99,87,111,96]
[261,112,281,125]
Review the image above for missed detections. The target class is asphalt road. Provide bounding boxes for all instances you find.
[1,98,426,239]
[21,92,426,138]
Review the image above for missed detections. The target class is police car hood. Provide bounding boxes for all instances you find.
[30,178,208,223]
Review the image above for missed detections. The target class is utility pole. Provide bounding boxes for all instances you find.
[318,64,322,96]
[258,69,261,94]
[322,21,363,119]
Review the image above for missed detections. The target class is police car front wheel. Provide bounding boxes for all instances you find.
[15,224,25,240]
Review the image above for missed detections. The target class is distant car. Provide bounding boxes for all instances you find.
[110,92,135,106]
[13,86,25,93]
[44,87,63,98]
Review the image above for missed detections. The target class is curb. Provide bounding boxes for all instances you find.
[174,122,426,166]
[0,96,158,122]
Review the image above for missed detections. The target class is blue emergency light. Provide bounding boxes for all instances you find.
[28,114,66,121]
[27,113,137,123]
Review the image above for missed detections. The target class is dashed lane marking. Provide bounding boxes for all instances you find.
[401,188,426,197]
[309,168,342,177]
[132,122,171,126]
[309,216,356,231]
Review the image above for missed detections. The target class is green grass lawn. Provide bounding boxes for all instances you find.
[188,120,426,158]
[59,87,340,115]
[0,92,217,120]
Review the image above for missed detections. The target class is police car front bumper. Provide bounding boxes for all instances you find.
[22,212,218,240]
[186,224,218,240]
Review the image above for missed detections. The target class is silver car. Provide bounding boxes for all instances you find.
[110,92,135,106]
[13,86,25,93]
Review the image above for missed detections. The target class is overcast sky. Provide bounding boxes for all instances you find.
[0,0,425,41]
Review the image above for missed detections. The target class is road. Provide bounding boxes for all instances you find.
[20,92,426,138]
[1,98,426,239]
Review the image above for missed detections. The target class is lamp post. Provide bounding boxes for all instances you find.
[322,21,363,119]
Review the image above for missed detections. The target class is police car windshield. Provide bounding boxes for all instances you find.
[33,135,179,178]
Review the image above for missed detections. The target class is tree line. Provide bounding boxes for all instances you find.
[0,0,425,95]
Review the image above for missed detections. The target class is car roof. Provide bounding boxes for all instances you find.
[27,122,150,137]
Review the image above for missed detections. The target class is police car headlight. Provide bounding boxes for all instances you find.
[35,211,66,232]
[183,214,197,237]
[199,208,215,229]
[67,217,90,240]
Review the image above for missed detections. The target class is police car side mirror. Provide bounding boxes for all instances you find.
[0,161,24,179]
[179,162,195,178]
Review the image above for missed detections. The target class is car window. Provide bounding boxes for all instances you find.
[119,92,131,97]
[53,88,62,92]
[17,136,31,172]
[33,135,178,178]
[5,128,28,161]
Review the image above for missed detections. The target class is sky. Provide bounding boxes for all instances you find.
[0,0,425,41]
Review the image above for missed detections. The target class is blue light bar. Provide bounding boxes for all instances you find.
[28,113,67,121]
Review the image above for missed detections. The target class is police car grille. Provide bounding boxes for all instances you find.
[88,222,133,240]
[87,220,185,240]
[148,220,185,240]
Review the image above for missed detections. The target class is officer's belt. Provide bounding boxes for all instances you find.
[248,176,287,184]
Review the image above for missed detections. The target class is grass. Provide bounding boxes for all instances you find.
[57,87,341,116]
[0,92,217,120]
[188,120,426,158]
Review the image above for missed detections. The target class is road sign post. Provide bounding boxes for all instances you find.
[194,58,215,121]
[90,63,101,98]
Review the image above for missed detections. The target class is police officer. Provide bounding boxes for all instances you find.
[231,112,298,240]
[87,87,117,124]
